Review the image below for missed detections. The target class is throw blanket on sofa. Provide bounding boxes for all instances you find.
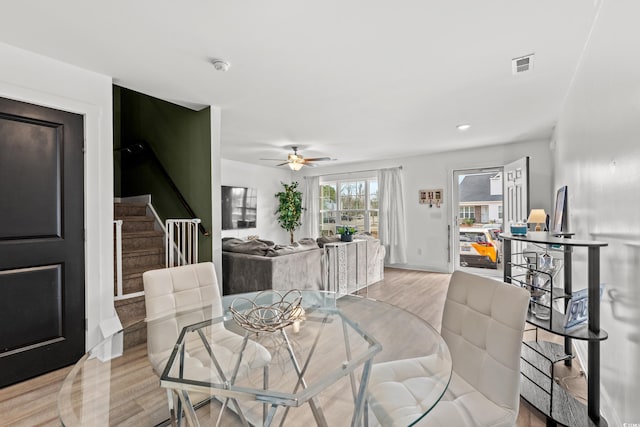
[222,237,319,257]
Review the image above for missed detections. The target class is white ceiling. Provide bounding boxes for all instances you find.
[1,1,599,168]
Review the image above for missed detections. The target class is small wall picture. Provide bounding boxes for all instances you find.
[419,188,443,207]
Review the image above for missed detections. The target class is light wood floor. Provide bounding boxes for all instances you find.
[0,267,585,426]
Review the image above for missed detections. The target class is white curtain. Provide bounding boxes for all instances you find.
[301,175,320,238]
[378,167,407,264]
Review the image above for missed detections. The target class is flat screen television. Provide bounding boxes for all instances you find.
[551,185,568,235]
[221,186,257,230]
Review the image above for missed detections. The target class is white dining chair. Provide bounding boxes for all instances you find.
[143,262,271,425]
[368,270,529,427]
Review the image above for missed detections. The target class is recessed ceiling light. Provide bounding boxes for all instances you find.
[456,123,471,131]
[211,59,230,72]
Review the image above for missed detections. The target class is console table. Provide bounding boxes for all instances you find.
[324,239,368,295]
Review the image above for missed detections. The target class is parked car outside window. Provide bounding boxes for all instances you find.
[460,228,499,269]
[482,223,502,240]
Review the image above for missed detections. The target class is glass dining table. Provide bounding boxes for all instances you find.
[58,291,451,427]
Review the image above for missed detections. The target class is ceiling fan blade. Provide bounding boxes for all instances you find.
[303,157,332,162]
[303,162,318,167]
[276,162,289,166]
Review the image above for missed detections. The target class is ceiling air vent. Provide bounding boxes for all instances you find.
[512,54,534,74]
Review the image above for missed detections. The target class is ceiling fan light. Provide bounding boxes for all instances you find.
[288,162,304,171]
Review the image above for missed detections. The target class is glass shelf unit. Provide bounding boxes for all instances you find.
[501,232,608,427]
[521,339,601,427]
[507,255,607,341]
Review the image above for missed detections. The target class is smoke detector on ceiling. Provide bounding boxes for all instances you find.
[512,54,534,74]
[211,59,231,72]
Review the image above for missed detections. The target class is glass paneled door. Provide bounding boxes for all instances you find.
[452,168,504,278]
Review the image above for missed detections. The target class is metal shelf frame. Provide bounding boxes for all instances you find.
[501,232,608,427]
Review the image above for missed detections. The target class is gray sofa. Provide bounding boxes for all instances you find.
[222,235,386,296]
[222,238,324,295]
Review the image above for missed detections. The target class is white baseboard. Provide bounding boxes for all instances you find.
[385,263,450,274]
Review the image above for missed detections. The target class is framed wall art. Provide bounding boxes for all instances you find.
[419,188,443,207]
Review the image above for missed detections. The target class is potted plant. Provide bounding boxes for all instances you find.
[461,217,475,227]
[337,225,357,242]
[275,181,303,244]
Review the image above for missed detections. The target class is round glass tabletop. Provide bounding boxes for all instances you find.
[58,291,451,426]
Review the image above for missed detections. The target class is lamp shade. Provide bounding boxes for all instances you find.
[527,209,547,231]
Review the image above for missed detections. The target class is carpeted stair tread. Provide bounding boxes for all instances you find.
[118,218,156,232]
[121,230,164,238]
[115,215,155,222]
[121,264,165,279]
[120,230,164,251]
[114,202,148,218]
[123,246,163,256]
[114,296,146,329]
[113,201,168,347]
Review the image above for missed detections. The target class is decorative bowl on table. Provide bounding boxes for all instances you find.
[230,289,303,333]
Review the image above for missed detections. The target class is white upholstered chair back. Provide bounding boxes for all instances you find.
[143,262,223,374]
[143,262,272,425]
[144,261,220,319]
[439,270,529,422]
[367,271,529,427]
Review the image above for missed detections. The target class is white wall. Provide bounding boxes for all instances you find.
[552,0,640,424]
[221,159,292,244]
[303,139,552,272]
[0,42,114,350]
[210,107,223,285]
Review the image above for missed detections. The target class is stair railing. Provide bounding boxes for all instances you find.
[166,219,201,267]
[113,204,198,302]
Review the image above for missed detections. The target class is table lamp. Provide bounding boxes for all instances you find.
[527,209,547,231]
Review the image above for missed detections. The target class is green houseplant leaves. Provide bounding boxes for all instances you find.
[336,225,356,235]
[336,225,356,242]
[275,181,303,244]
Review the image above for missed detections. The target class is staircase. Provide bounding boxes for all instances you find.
[114,202,165,348]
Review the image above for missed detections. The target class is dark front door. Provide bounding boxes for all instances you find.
[0,97,85,386]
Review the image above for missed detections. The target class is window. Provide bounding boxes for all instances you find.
[319,178,378,237]
[459,205,475,219]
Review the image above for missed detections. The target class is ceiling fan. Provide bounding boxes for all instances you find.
[261,146,333,170]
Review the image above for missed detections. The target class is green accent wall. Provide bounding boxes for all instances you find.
[113,86,122,197]
[114,86,212,261]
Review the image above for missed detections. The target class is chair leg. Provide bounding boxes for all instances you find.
[167,389,180,427]
[263,365,270,424]
[364,398,369,427]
